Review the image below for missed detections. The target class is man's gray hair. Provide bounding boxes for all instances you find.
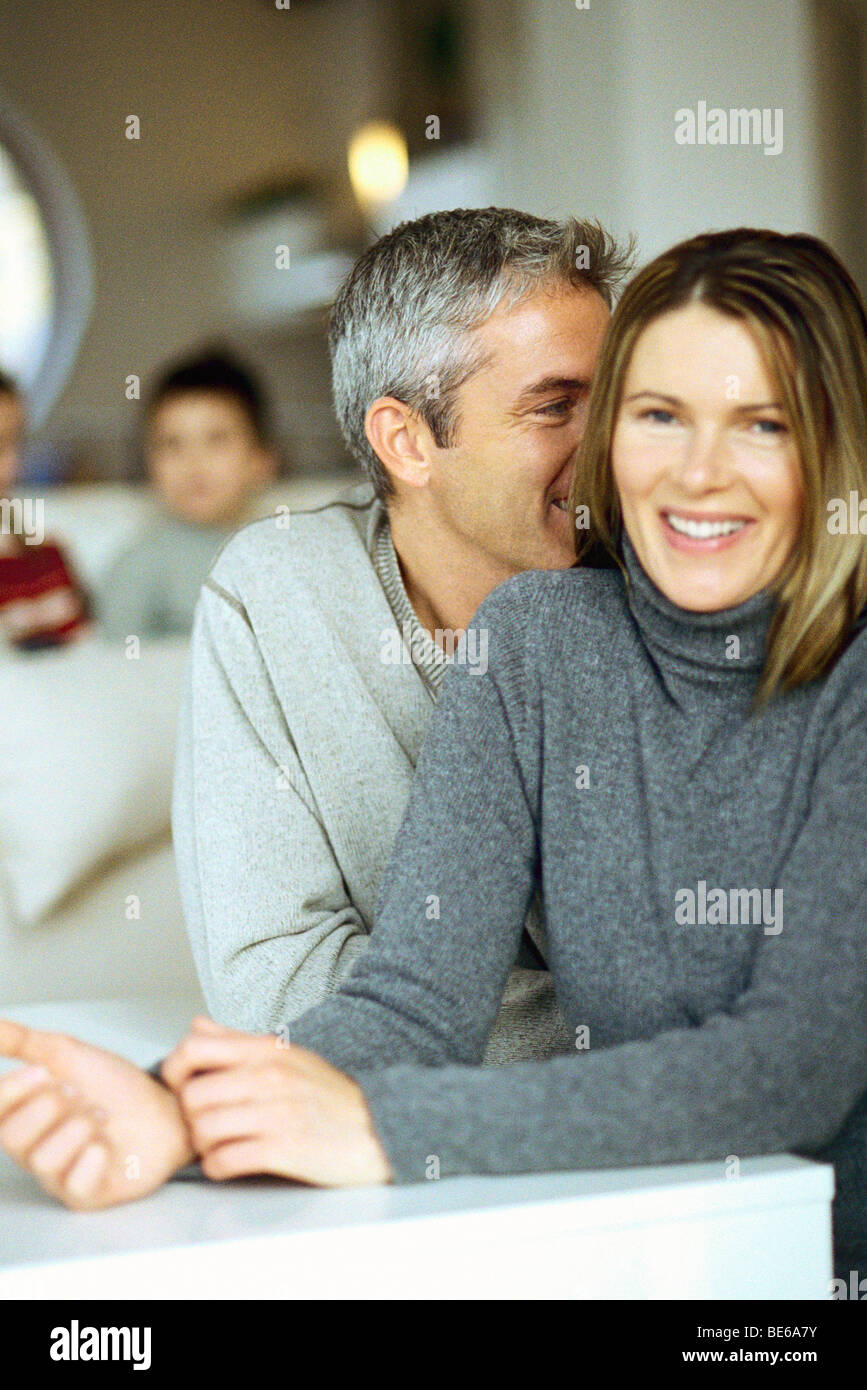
[329,206,634,501]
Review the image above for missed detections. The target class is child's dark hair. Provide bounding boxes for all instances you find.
[146,348,269,442]
[0,367,21,399]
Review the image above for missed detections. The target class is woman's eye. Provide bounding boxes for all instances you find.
[639,408,675,425]
[749,418,787,435]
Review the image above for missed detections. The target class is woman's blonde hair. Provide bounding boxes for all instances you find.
[569,228,867,703]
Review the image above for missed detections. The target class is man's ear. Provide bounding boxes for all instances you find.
[364,397,434,493]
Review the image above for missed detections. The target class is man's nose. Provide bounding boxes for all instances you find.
[571,396,593,444]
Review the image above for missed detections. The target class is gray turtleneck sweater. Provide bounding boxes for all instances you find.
[290,538,867,1274]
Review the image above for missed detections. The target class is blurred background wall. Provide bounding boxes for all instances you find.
[0,0,864,479]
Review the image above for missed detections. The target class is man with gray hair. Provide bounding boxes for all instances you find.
[172,206,629,1061]
[0,208,632,1213]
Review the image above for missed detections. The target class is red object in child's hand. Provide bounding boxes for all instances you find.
[0,540,89,648]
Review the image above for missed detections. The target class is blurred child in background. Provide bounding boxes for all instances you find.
[0,371,90,650]
[95,349,277,640]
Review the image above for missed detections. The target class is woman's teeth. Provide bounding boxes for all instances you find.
[551,499,569,512]
[665,512,747,539]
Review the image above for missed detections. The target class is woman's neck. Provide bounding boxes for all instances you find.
[620,530,775,692]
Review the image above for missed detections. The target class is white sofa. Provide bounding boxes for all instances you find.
[0,471,359,1007]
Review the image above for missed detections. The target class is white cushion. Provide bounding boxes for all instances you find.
[37,474,361,588]
[0,837,205,1007]
[0,634,189,925]
[40,486,160,587]
[0,473,358,927]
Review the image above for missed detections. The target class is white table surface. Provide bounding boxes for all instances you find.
[0,995,836,1300]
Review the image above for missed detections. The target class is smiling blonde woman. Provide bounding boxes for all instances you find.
[272,229,867,1282]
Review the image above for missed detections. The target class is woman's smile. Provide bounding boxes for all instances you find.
[660,507,755,552]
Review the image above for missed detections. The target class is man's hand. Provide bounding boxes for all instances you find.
[161,1017,392,1186]
[0,1020,195,1210]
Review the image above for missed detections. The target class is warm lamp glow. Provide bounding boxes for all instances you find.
[347,122,409,208]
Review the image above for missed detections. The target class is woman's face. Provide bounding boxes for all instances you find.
[611,303,804,611]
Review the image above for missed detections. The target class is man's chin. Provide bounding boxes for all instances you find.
[531,510,577,570]
[517,540,576,574]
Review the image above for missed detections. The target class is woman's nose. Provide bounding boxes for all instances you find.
[673,428,729,492]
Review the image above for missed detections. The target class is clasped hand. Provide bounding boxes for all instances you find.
[0,1016,391,1210]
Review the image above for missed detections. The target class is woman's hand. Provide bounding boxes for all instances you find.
[161,1017,392,1186]
[0,1020,195,1210]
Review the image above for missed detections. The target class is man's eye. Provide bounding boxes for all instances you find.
[537,399,573,417]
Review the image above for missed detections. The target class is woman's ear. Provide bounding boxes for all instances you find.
[364,396,434,494]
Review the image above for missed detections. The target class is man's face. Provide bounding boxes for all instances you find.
[0,391,25,495]
[146,393,273,527]
[423,283,610,573]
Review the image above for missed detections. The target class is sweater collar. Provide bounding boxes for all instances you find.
[620,530,775,683]
[372,511,451,698]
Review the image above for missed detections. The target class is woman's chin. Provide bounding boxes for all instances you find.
[644,557,757,612]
